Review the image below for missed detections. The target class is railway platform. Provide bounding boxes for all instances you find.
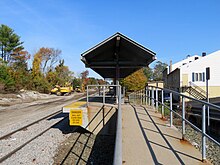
[122,104,211,165]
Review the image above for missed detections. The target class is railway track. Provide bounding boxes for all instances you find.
[0,95,81,140]
[0,110,62,140]
[0,92,98,163]
[0,115,69,163]
[0,91,96,140]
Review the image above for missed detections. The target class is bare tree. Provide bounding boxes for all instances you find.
[38,47,61,73]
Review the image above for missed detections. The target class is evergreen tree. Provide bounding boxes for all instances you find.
[0,24,24,62]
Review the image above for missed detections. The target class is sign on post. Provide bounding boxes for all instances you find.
[206,67,210,80]
[69,109,83,126]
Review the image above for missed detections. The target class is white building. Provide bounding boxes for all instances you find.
[163,50,220,100]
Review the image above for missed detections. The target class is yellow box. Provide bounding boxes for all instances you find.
[69,109,83,126]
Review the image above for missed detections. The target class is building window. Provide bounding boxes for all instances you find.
[192,72,195,82]
[202,72,205,82]
[195,73,198,81]
[199,73,203,81]
[192,72,205,82]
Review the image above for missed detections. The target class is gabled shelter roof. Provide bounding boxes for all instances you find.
[81,32,156,78]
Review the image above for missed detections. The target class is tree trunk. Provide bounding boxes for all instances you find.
[1,45,3,60]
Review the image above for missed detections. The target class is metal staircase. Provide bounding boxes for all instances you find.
[182,82,207,100]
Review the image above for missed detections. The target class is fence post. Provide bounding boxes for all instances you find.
[132,93,134,104]
[161,89,164,117]
[170,92,173,127]
[103,106,105,126]
[140,90,142,105]
[87,85,89,107]
[182,96,185,139]
[202,105,206,161]
[156,87,158,110]
[134,92,136,105]
[145,86,147,105]
[151,87,154,106]
[103,86,105,105]
[135,91,137,105]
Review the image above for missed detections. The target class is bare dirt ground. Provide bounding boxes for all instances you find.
[0,90,58,107]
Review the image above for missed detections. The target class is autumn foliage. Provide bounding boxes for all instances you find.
[121,68,147,92]
[0,24,70,93]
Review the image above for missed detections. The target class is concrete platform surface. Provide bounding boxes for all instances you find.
[122,104,211,165]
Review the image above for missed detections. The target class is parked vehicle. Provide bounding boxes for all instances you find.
[51,84,73,96]
[75,86,81,93]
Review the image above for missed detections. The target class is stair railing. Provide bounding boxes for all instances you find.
[189,81,207,97]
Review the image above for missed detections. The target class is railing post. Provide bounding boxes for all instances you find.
[132,93,134,104]
[116,80,119,104]
[136,91,138,105]
[161,89,164,118]
[103,86,105,105]
[182,96,185,139]
[145,86,148,105]
[151,87,154,106]
[103,106,105,126]
[136,91,138,104]
[202,105,206,161]
[140,90,142,105]
[134,93,135,104]
[87,85,89,107]
[170,92,173,127]
[156,87,158,110]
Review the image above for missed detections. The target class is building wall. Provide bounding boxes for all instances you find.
[147,81,164,88]
[195,86,220,98]
[180,50,220,98]
[166,69,180,91]
[182,74,188,86]
[167,55,200,74]
[163,68,168,87]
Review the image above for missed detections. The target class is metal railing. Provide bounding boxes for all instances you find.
[86,85,122,165]
[128,85,220,162]
[189,81,207,96]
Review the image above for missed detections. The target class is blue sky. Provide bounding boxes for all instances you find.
[0,0,220,78]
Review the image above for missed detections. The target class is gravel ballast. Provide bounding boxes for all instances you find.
[1,120,71,165]
[173,119,220,165]
[0,92,85,164]
[53,129,115,165]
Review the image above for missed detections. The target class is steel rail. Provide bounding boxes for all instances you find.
[0,116,69,163]
[0,93,91,140]
[0,92,98,163]
[0,110,62,140]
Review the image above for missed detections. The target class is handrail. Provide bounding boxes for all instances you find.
[128,85,220,162]
[150,86,220,111]
[87,85,122,165]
